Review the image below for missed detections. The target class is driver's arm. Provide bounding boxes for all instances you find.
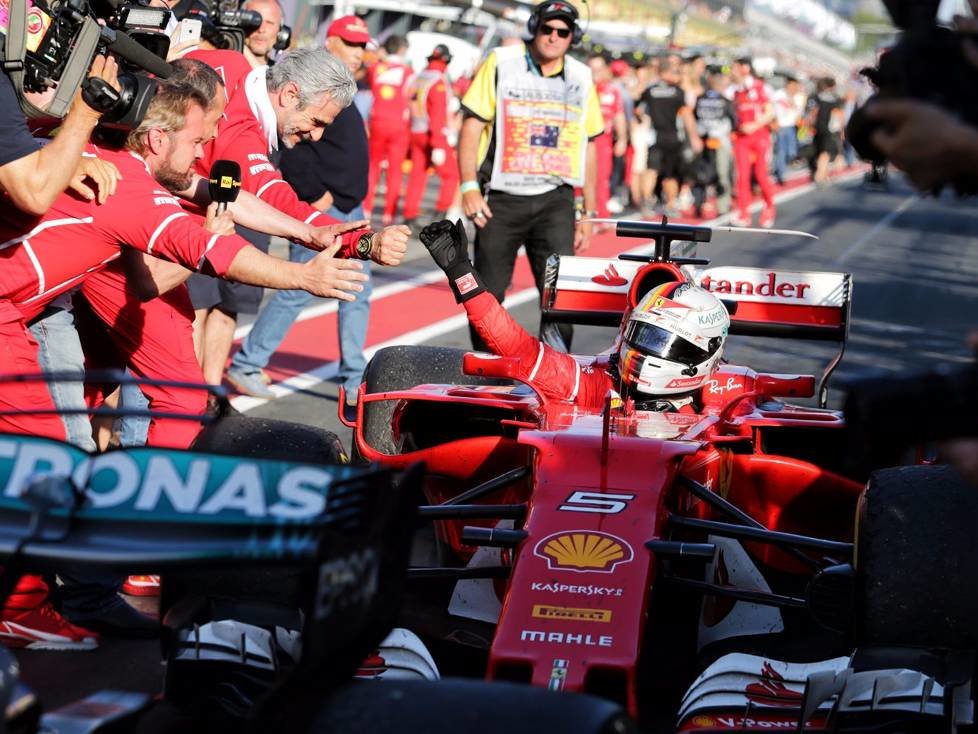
[420,220,608,405]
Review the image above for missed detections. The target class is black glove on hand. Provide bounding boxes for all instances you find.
[419,219,486,303]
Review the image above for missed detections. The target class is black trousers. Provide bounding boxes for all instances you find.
[471,185,575,351]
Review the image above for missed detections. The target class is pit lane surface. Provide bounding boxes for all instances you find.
[15,173,978,711]
[246,172,978,444]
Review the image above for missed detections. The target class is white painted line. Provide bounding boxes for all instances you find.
[234,168,866,412]
[233,268,446,340]
[835,194,916,265]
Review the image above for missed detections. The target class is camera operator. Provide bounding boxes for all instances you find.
[0,55,121,215]
[241,0,282,68]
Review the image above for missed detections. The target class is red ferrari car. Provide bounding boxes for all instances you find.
[342,221,977,733]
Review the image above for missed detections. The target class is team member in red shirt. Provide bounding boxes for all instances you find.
[403,44,460,224]
[189,47,410,390]
[0,80,365,651]
[587,54,628,218]
[364,35,414,224]
[79,60,364,449]
[730,56,776,228]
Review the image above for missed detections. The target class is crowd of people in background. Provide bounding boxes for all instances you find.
[346,37,866,232]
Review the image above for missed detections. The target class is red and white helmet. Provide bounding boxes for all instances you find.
[617,281,729,397]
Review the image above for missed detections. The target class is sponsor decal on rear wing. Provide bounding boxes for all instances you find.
[542,256,851,341]
[695,266,851,342]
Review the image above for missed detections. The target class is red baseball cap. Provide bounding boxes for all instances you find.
[610,59,630,77]
[327,15,371,45]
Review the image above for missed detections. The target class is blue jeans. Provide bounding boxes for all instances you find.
[773,126,797,182]
[27,308,123,614]
[119,381,150,447]
[28,307,96,453]
[232,204,373,394]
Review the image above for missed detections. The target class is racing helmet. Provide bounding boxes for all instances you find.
[617,281,729,397]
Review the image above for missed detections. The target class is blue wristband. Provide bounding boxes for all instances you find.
[460,180,480,194]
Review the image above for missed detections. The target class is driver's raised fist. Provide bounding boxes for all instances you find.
[420,219,484,304]
[420,219,469,273]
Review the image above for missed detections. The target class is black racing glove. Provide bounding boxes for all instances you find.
[419,219,487,304]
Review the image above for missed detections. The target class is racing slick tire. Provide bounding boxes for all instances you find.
[857,464,978,648]
[357,345,509,459]
[308,678,637,734]
[191,413,348,464]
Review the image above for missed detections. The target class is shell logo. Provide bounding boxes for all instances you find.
[534,531,634,573]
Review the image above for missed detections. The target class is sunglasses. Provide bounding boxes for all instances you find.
[539,23,572,39]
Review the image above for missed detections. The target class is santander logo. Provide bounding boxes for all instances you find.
[592,264,628,287]
[699,272,811,300]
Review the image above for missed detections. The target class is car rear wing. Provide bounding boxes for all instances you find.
[0,433,421,681]
[541,256,852,407]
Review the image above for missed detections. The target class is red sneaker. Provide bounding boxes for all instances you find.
[759,207,776,229]
[122,575,160,597]
[0,602,98,651]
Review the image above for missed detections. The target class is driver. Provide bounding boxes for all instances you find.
[419,220,729,412]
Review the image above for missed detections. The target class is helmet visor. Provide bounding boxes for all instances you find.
[624,321,719,367]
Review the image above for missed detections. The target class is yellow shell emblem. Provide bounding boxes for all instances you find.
[534,531,634,573]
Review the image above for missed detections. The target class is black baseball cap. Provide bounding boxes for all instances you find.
[536,0,578,26]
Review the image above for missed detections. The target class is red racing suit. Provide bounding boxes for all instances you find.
[0,144,249,440]
[595,80,623,217]
[364,56,414,219]
[464,292,611,410]
[732,77,775,217]
[403,59,459,220]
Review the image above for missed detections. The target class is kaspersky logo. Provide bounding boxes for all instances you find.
[534,531,634,573]
[591,263,627,287]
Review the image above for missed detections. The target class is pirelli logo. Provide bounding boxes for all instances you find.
[531,604,611,623]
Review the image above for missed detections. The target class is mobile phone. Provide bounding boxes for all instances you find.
[174,18,202,45]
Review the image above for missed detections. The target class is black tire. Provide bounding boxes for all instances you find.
[191,413,347,464]
[358,345,508,458]
[857,464,978,647]
[307,678,637,734]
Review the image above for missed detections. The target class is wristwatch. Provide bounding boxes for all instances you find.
[356,231,374,259]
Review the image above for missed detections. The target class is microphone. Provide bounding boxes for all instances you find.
[208,160,241,214]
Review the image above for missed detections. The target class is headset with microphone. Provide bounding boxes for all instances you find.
[526,0,584,47]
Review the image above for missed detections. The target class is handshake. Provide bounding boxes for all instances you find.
[419,220,486,304]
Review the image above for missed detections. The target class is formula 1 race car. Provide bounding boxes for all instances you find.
[343,221,978,733]
[0,407,633,734]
